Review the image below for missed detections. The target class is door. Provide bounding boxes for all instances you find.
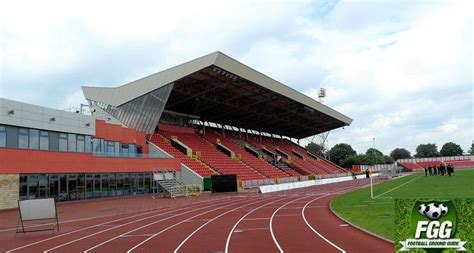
[94,174,102,198]
[86,174,94,199]
[68,175,78,201]
[49,175,60,200]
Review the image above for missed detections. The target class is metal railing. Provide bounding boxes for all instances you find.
[170,184,202,198]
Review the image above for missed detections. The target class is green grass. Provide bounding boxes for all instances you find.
[331,169,474,241]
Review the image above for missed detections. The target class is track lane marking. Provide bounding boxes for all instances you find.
[82,197,259,253]
[173,197,282,253]
[43,198,241,253]
[269,196,312,253]
[223,196,292,253]
[127,197,274,253]
[6,201,208,253]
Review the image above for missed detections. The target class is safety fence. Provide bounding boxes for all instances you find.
[170,184,202,198]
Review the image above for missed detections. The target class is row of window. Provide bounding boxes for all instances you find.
[19,173,156,202]
[0,125,139,157]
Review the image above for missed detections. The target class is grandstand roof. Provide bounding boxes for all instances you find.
[82,51,352,139]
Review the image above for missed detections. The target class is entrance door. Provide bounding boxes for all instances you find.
[49,175,60,200]
[94,174,101,198]
[68,175,78,201]
[86,174,94,199]
[77,174,86,200]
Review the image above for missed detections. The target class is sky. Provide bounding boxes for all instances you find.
[0,0,472,155]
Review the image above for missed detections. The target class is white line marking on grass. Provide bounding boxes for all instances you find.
[372,175,422,199]
[173,197,278,253]
[83,197,253,253]
[224,197,290,253]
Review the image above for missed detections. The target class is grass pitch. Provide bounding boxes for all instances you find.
[331,169,474,240]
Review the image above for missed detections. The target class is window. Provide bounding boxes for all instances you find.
[85,136,92,153]
[129,144,136,157]
[18,128,28,149]
[59,133,68,151]
[114,142,120,156]
[40,131,49,150]
[121,144,129,156]
[77,135,85,152]
[29,129,39,149]
[68,133,76,152]
[107,141,115,156]
[93,138,101,154]
[0,126,5,147]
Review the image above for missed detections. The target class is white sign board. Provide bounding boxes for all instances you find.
[19,198,57,221]
[259,173,380,193]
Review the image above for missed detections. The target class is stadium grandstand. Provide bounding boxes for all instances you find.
[0,51,352,209]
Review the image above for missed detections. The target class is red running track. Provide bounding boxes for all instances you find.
[2,178,394,253]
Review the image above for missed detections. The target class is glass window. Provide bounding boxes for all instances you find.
[0,126,5,147]
[129,144,136,157]
[59,133,68,151]
[121,144,129,156]
[114,142,120,156]
[40,131,49,150]
[29,129,39,149]
[18,128,29,149]
[68,133,76,152]
[107,141,115,156]
[85,136,92,153]
[77,135,85,152]
[93,138,101,154]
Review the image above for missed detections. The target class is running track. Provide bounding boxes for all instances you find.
[1,178,393,253]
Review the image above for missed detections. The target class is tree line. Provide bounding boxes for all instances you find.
[306,142,474,168]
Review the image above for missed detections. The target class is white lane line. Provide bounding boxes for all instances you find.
[126,197,269,253]
[372,175,422,199]
[242,217,270,221]
[173,197,278,253]
[269,196,310,253]
[120,234,155,237]
[82,197,253,253]
[223,196,289,253]
[0,207,160,233]
[6,202,201,253]
[234,227,268,232]
[301,187,367,253]
[44,198,239,253]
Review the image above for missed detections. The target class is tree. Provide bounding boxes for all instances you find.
[328,143,357,166]
[415,144,439,158]
[306,142,324,156]
[390,148,412,161]
[365,148,383,156]
[440,142,463,156]
[383,155,394,164]
[469,143,474,155]
[340,155,362,168]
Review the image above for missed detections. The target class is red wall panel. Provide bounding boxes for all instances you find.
[0,148,180,174]
[94,120,149,154]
